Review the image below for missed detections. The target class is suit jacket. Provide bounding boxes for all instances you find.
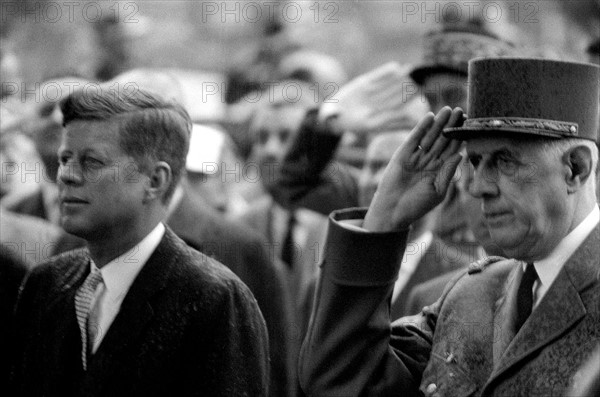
[167,188,293,397]
[239,195,328,397]
[239,195,328,314]
[299,208,600,397]
[11,227,270,397]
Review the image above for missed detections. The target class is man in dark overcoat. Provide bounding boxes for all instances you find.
[11,88,269,396]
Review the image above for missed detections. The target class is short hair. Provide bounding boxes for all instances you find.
[248,80,316,140]
[60,87,192,202]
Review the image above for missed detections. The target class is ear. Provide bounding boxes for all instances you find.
[144,161,172,203]
[563,145,593,194]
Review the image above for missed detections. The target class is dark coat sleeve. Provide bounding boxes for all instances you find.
[172,204,294,397]
[299,208,436,396]
[267,108,359,214]
[231,231,295,397]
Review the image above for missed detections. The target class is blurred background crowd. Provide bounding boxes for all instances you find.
[1,1,599,396]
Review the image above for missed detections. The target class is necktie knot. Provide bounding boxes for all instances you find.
[85,267,104,291]
[75,264,104,370]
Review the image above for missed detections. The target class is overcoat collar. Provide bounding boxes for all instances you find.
[486,225,599,390]
[44,229,185,393]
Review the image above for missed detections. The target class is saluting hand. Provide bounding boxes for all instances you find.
[363,107,464,232]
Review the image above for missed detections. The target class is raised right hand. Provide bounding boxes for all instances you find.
[363,107,464,232]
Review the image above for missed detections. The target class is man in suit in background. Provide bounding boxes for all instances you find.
[11,88,269,396]
[300,58,600,396]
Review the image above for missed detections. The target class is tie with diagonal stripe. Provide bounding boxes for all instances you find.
[74,264,104,370]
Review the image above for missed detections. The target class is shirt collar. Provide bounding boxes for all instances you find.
[90,222,166,295]
[525,204,599,288]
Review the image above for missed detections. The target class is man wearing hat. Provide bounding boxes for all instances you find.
[299,58,599,396]
[410,17,516,114]
[410,17,518,245]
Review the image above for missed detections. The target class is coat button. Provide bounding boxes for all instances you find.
[426,383,437,394]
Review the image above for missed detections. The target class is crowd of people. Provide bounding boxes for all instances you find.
[1,10,599,397]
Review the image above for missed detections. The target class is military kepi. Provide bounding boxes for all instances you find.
[444,58,600,142]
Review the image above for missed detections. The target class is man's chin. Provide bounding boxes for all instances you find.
[489,230,525,254]
[489,238,536,261]
[60,218,91,240]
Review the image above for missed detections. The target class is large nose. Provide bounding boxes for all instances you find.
[468,166,499,199]
[57,160,83,186]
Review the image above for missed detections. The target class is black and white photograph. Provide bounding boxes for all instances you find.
[1,1,599,396]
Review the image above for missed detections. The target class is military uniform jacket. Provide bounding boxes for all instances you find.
[299,209,600,397]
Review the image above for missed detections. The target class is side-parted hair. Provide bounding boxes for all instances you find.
[60,87,192,202]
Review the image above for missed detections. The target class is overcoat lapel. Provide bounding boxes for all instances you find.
[492,265,520,366]
[39,252,89,390]
[83,228,182,391]
[486,225,599,389]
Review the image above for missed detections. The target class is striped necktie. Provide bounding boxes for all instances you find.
[74,264,103,370]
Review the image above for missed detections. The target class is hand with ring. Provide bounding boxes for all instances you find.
[363,107,465,232]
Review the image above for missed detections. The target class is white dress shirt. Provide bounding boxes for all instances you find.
[88,222,166,352]
[527,204,599,308]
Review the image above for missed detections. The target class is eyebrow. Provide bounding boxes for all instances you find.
[58,147,109,159]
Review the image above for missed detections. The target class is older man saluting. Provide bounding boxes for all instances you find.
[11,88,269,396]
[299,58,599,396]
